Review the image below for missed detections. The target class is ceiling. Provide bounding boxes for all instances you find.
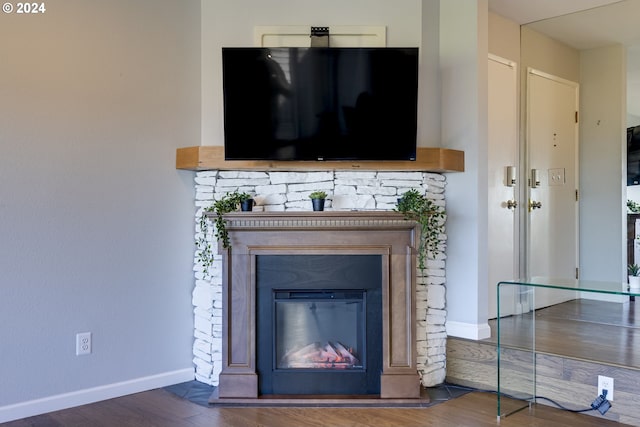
[487,0,623,26]
[488,0,640,118]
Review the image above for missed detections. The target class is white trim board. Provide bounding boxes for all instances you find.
[446,321,492,340]
[0,368,194,423]
[254,25,386,47]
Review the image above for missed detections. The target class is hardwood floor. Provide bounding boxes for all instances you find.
[447,298,640,425]
[488,298,640,368]
[6,299,638,427]
[1,387,630,427]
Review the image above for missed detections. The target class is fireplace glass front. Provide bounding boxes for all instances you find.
[256,254,382,396]
[275,290,365,371]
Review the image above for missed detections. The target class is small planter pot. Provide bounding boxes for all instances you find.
[311,198,325,211]
[629,275,640,292]
[240,199,254,212]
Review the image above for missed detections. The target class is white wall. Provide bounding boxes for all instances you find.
[521,27,580,83]
[488,12,520,63]
[580,45,627,282]
[439,0,490,338]
[629,186,640,203]
[0,0,199,420]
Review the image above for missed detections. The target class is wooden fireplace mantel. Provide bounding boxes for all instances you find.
[213,211,422,400]
[176,146,464,172]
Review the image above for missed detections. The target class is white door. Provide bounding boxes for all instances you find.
[526,68,579,309]
[488,55,519,319]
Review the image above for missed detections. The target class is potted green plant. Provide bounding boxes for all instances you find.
[238,192,255,211]
[196,190,252,277]
[309,190,328,211]
[629,264,640,291]
[395,189,446,270]
[628,200,640,213]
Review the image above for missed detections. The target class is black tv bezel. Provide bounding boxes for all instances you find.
[221,46,419,162]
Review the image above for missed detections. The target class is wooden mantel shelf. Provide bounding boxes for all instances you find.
[176,146,464,172]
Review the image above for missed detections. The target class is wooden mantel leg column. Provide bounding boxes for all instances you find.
[217,251,258,398]
[380,249,421,398]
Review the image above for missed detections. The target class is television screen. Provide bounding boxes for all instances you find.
[222,47,419,161]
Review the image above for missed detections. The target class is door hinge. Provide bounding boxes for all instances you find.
[576,189,579,201]
[575,111,579,123]
[576,268,579,279]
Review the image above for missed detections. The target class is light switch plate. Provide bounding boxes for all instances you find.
[548,168,565,186]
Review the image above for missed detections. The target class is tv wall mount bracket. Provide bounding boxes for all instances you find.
[310,26,330,47]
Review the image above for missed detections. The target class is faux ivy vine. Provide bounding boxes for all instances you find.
[195,190,251,277]
[395,189,446,271]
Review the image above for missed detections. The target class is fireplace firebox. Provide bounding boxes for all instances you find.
[275,291,365,370]
[256,255,382,395]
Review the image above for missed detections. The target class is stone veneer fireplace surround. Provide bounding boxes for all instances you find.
[214,211,421,399]
[191,170,448,392]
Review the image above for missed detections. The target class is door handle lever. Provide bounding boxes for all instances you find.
[529,200,542,211]
[506,200,517,209]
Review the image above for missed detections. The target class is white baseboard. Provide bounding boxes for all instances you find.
[580,291,629,304]
[446,320,492,340]
[0,368,194,423]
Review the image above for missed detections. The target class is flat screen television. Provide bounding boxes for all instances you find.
[221,47,419,161]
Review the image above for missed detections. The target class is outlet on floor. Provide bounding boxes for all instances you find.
[76,332,92,356]
[598,375,614,401]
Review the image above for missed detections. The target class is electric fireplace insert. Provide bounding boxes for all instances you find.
[256,254,382,395]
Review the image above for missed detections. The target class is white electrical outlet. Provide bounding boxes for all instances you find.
[598,375,614,401]
[76,332,92,356]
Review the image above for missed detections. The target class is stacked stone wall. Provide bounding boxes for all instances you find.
[192,170,447,386]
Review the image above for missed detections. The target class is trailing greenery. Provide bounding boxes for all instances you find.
[628,199,640,213]
[629,264,640,277]
[395,189,446,270]
[195,190,252,277]
[309,190,328,199]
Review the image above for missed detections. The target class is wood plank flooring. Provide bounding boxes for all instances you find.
[447,298,640,426]
[1,387,630,427]
[5,299,637,426]
[488,298,640,368]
